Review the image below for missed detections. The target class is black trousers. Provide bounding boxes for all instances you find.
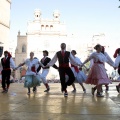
[1,69,11,89]
[59,67,75,92]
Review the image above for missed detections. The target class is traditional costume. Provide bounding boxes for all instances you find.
[47,50,80,96]
[37,50,58,92]
[23,58,42,88]
[70,56,87,93]
[113,48,120,93]
[84,52,112,85]
[1,51,16,92]
[90,51,114,94]
[71,57,87,83]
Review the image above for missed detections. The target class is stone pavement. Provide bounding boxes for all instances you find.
[0,82,120,120]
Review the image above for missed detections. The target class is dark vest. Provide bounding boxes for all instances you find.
[41,57,51,66]
[118,62,120,75]
[57,51,70,64]
[1,57,11,69]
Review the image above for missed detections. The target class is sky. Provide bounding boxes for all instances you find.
[10,0,120,44]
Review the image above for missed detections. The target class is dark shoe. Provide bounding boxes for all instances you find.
[91,87,96,95]
[27,92,30,95]
[101,88,103,93]
[116,86,119,93]
[105,86,109,92]
[33,87,37,93]
[44,87,50,92]
[71,89,76,93]
[5,89,8,93]
[83,89,86,93]
[96,92,104,97]
[27,88,30,95]
[2,90,6,93]
[64,92,68,97]
[2,88,8,93]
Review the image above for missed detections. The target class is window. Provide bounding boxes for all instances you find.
[22,45,26,53]
[50,25,53,30]
[46,25,49,30]
[41,25,44,30]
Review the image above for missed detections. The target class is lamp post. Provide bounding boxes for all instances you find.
[0,42,3,57]
[118,0,120,8]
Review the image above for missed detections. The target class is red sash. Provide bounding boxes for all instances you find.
[59,63,69,67]
[31,66,36,73]
[71,64,79,73]
[94,61,103,64]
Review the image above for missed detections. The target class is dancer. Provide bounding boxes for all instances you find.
[91,46,114,94]
[33,57,41,92]
[16,52,44,95]
[113,48,120,93]
[46,43,81,97]
[81,44,113,97]
[37,50,58,92]
[70,50,87,93]
[1,51,16,93]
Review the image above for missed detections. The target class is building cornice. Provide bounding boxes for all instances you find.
[17,35,27,38]
[0,22,10,28]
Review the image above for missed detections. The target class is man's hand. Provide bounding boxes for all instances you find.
[14,66,19,70]
[79,64,83,68]
[114,67,117,70]
[43,66,48,69]
[45,64,49,67]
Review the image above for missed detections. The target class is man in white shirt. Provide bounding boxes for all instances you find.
[46,43,80,97]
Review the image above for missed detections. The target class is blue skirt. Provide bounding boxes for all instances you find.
[24,75,41,88]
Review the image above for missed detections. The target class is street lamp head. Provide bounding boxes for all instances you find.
[0,46,3,57]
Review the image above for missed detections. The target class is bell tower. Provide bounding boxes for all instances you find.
[53,10,60,21]
[34,9,41,21]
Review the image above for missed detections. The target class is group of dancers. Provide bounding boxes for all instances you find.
[1,43,120,97]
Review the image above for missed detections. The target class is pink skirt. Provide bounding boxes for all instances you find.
[85,63,112,85]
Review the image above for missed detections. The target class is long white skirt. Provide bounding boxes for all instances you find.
[76,71,87,83]
[65,70,87,83]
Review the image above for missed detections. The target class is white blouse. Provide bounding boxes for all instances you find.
[24,58,42,75]
[89,52,107,63]
[70,57,82,66]
[89,52,114,68]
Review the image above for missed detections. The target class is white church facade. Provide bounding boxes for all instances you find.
[15,9,70,79]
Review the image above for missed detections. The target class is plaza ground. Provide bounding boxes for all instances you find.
[0,82,120,120]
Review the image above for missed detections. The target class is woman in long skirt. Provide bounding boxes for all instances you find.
[70,50,87,93]
[16,52,44,95]
[91,46,114,94]
[81,44,114,97]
